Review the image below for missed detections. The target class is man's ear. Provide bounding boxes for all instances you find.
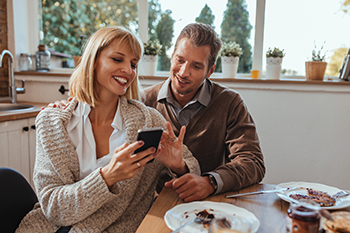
[206,64,216,78]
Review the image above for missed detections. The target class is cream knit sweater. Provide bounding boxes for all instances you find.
[16,96,200,233]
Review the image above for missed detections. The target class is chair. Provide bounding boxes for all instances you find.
[0,167,38,233]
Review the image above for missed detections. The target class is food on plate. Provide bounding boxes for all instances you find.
[322,211,350,233]
[212,218,243,233]
[195,209,215,227]
[214,217,232,229]
[192,209,232,229]
[289,188,336,207]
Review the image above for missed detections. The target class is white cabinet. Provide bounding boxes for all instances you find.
[0,117,36,187]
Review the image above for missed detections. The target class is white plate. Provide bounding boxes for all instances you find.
[275,181,350,210]
[164,201,260,233]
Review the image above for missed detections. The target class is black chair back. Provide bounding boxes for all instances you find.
[0,167,38,233]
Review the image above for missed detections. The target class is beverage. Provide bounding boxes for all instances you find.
[287,202,320,233]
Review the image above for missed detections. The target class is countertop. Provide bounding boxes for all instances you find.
[0,102,45,122]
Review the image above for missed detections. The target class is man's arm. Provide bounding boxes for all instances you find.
[214,98,265,193]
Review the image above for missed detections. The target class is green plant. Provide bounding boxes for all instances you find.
[311,42,326,62]
[144,39,162,56]
[220,41,243,57]
[266,47,285,58]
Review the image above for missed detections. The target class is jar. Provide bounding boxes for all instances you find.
[19,53,32,71]
[36,44,51,71]
[29,54,37,71]
[287,201,320,233]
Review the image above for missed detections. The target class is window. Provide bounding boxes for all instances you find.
[33,0,350,77]
[39,0,257,73]
[40,0,139,68]
[264,0,350,77]
[157,0,257,74]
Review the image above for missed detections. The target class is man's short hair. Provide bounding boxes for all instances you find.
[174,23,222,72]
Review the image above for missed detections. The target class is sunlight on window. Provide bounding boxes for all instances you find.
[158,0,256,74]
[264,0,350,77]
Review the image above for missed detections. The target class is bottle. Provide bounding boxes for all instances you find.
[29,54,37,71]
[19,53,32,71]
[36,44,50,71]
[286,201,320,233]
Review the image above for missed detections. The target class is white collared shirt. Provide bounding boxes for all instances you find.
[66,101,125,179]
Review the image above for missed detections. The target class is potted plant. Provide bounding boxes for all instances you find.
[220,41,242,78]
[265,47,285,79]
[139,39,162,76]
[73,35,87,67]
[305,43,327,81]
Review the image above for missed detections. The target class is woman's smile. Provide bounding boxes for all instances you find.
[113,76,128,85]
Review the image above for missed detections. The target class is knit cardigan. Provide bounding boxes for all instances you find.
[16,96,200,233]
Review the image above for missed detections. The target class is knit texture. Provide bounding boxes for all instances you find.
[16,96,200,233]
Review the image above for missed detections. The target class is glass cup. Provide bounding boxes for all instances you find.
[287,201,320,233]
[251,70,260,79]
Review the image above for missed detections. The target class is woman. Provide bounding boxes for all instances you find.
[16,26,200,233]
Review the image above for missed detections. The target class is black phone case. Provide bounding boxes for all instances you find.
[134,127,163,163]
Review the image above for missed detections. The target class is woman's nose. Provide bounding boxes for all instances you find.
[121,63,132,74]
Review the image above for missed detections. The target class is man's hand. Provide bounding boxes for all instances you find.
[164,174,214,202]
[156,122,188,175]
[42,97,73,110]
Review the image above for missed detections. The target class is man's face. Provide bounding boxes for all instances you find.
[170,38,215,103]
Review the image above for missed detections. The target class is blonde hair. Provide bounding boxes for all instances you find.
[69,26,143,106]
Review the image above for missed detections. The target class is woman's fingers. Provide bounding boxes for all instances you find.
[114,142,129,154]
[130,147,156,164]
[115,141,156,165]
[102,142,157,186]
[132,152,155,169]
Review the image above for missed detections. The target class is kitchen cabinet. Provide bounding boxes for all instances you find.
[0,117,36,187]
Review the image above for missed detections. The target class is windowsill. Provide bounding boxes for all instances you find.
[15,70,350,86]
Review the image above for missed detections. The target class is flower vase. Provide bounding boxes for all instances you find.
[221,56,239,78]
[305,61,327,81]
[266,57,283,79]
[139,55,158,76]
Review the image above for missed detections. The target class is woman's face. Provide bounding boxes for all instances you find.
[94,39,139,100]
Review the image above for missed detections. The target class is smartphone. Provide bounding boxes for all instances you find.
[134,127,163,163]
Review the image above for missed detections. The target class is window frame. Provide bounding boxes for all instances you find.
[9,0,266,77]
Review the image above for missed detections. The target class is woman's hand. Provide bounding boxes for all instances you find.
[100,141,156,187]
[155,122,188,175]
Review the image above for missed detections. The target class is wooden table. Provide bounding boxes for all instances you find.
[136,184,350,233]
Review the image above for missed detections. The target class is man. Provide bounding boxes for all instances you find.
[143,23,265,202]
[49,23,265,202]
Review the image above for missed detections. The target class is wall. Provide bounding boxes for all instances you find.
[232,84,350,190]
[17,75,350,190]
[0,0,8,96]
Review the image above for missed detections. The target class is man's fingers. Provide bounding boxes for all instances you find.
[178,125,186,142]
[165,122,176,140]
